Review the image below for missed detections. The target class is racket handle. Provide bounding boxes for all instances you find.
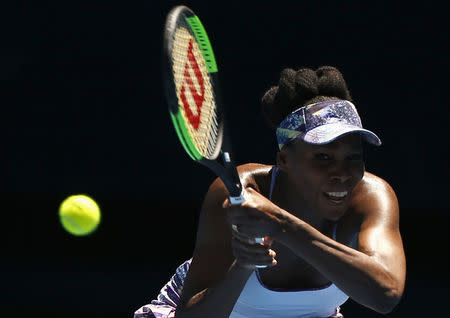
[229,188,248,205]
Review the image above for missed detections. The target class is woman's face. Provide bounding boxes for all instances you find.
[282,133,365,221]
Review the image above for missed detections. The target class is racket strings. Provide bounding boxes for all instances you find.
[172,27,220,159]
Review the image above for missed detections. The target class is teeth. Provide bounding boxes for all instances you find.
[325,191,348,198]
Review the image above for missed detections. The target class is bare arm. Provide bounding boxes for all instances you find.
[176,259,253,318]
[229,174,406,314]
[175,175,272,318]
[278,176,406,313]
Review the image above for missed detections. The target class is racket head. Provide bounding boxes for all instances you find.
[163,5,223,162]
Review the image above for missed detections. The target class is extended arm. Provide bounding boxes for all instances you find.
[279,206,405,313]
[232,176,406,314]
[175,176,271,318]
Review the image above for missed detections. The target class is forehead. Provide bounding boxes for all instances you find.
[297,133,362,152]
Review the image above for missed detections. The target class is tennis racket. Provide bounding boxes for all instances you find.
[162,5,264,244]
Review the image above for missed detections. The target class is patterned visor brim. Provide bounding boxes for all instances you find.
[276,100,381,149]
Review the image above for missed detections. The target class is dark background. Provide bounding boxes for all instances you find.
[2,0,449,317]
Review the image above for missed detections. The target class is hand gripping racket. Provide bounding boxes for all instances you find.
[162,5,264,245]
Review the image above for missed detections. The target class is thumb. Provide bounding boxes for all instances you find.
[222,198,231,209]
[262,236,274,247]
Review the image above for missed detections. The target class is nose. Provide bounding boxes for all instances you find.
[330,174,351,183]
[328,161,352,183]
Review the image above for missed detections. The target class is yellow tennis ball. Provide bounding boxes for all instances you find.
[59,195,101,236]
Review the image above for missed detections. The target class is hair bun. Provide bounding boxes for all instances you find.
[261,65,352,129]
[261,85,283,128]
[316,66,352,101]
[294,68,319,105]
[277,68,297,102]
[261,68,299,128]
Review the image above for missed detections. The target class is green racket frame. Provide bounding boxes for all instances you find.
[163,5,244,199]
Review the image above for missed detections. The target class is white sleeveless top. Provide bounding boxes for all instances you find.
[229,166,350,317]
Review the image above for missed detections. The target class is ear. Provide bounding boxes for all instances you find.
[276,149,289,172]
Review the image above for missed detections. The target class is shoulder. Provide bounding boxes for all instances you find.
[348,174,406,292]
[350,171,400,226]
[337,172,402,252]
[358,172,397,196]
[352,172,398,209]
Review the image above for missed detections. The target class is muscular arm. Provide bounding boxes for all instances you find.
[174,176,252,318]
[278,174,406,313]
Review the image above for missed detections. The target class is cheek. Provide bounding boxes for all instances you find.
[351,161,365,182]
[289,164,326,194]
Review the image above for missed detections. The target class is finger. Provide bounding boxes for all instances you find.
[232,229,272,247]
[232,236,274,254]
[232,229,265,246]
[228,213,271,234]
[233,245,277,268]
[222,198,231,209]
[262,236,274,246]
[232,249,276,266]
[232,222,272,238]
[232,239,278,268]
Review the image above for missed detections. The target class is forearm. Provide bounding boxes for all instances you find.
[175,260,253,318]
[279,218,401,313]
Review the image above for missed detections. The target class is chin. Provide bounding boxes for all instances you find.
[322,203,348,221]
[326,210,346,222]
[320,192,350,221]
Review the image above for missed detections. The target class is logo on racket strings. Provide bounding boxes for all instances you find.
[180,39,205,130]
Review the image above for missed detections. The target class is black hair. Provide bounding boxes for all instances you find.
[261,66,352,129]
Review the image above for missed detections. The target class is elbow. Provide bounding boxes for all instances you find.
[372,288,403,314]
[369,259,405,314]
[367,272,404,314]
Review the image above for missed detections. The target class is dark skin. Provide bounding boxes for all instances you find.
[175,134,406,317]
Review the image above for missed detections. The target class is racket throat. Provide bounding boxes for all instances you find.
[221,151,244,199]
[229,192,246,205]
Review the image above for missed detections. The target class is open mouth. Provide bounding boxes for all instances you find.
[323,191,348,204]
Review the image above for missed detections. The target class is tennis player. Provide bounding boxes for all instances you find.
[135,66,406,318]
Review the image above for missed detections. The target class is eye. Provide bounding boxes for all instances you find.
[314,153,332,161]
